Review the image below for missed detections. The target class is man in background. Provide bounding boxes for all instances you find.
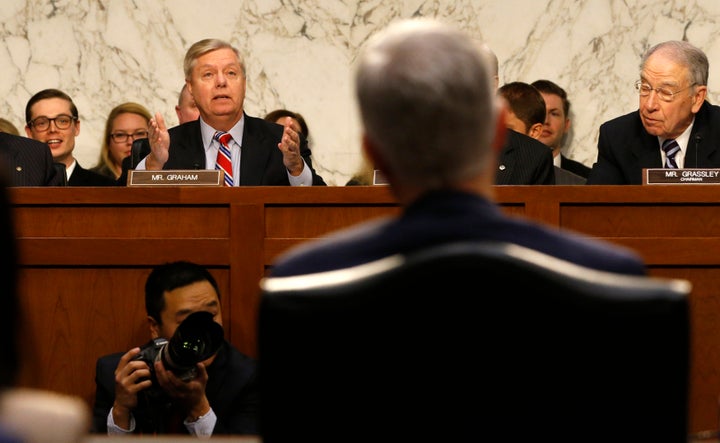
[587,40,720,184]
[499,81,585,184]
[175,84,200,125]
[482,47,554,184]
[131,39,325,186]
[25,89,116,186]
[531,79,591,179]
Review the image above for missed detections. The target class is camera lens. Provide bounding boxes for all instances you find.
[163,311,224,378]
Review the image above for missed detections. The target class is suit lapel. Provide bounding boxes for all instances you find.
[239,115,272,185]
[172,121,206,169]
[630,135,662,169]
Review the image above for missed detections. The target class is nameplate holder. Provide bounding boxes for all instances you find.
[643,168,720,185]
[372,169,389,185]
[127,170,223,186]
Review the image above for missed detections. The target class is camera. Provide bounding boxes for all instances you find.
[133,311,224,383]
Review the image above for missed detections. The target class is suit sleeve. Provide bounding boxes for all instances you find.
[91,357,116,434]
[587,122,624,185]
[536,147,555,184]
[298,133,327,186]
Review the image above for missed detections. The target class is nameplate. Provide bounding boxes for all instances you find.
[127,170,223,186]
[643,168,720,185]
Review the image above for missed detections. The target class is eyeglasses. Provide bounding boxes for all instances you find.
[28,114,76,132]
[110,130,149,143]
[635,80,697,102]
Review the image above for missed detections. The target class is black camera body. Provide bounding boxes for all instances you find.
[133,311,224,384]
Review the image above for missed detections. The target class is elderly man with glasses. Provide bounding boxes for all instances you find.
[25,88,117,186]
[587,40,720,184]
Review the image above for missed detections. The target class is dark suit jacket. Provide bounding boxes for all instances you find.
[119,115,326,186]
[554,165,586,185]
[92,340,258,435]
[587,100,720,184]
[269,190,646,277]
[0,133,65,186]
[68,162,118,186]
[495,130,555,185]
[560,154,591,178]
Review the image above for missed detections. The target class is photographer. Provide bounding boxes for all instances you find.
[91,261,258,436]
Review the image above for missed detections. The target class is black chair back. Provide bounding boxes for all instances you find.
[258,241,691,443]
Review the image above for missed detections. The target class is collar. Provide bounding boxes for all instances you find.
[200,114,245,150]
[65,159,77,178]
[659,117,694,151]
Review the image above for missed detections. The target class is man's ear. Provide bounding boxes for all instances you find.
[527,122,543,140]
[148,316,160,339]
[491,104,508,154]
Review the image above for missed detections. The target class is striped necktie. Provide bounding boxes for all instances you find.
[662,139,680,169]
[213,131,234,186]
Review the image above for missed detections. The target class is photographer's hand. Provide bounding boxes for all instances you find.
[112,347,153,430]
[155,360,211,421]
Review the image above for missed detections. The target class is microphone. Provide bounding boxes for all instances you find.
[694,134,702,168]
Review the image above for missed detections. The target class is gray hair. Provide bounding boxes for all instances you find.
[183,38,246,80]
[640,40,709,86]
[355,18,497,188]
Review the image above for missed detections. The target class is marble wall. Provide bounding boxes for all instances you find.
[1,0,719,185]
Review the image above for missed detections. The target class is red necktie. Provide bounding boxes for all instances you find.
[213,131,234,186]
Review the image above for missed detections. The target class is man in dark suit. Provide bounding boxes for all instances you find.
[91,261,257,436]
[269,19,646,277]
[266,20,649,442]
[0,132,65,186]
[588,40,720,184]
[25,89,117,186]
[481,49,554,185]
[495,81,556,185]
[130,39,325,186]
[531,79,591,180]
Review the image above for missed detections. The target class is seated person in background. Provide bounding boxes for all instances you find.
[92,102,152,181]
[175,84,200,124]
[499,81,584,184]
[587,40,720,184]
[531,79,591,179]
[270,18,646,279]
[0,131,65,186]
[92,261,258,436]
[481,47,554,185]
[497,81,546,139]
[128,38,326,186]
[25,89,116,186]
[264,108,309,140]
[0,118,20,136]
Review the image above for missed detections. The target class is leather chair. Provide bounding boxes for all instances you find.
[257,241,691,443]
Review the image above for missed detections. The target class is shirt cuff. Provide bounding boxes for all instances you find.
[106,407,135,434]
[288,160,312,186]
[184,408,217,438]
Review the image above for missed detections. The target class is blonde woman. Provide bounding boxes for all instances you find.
[92,102,152,180]
[0,118,20,135]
